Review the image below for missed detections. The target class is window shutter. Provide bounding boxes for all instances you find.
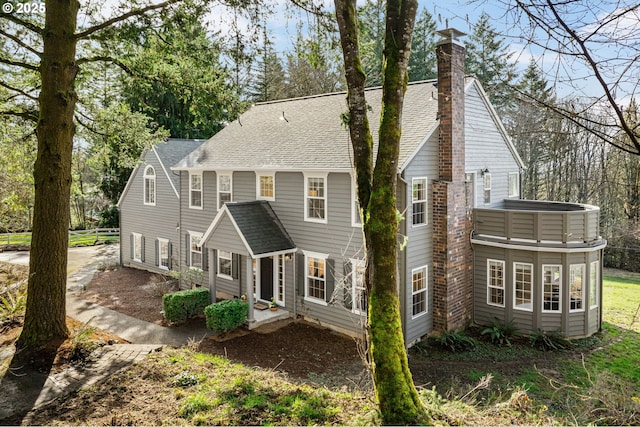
[168,242,173,270]
[129,234,134,259]
[232,253,239,279]
[155,239,159,267]
[202,247,209,271]
[325,258,335,303]
[296,253,305,296]
[140,236,145,262]
[343,261,353,310]
[185,234,190,266]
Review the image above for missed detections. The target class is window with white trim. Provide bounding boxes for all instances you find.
[570,264,585,312]
[483,173,491,204]
[412,266,428,317]
[189,232,203,270]
[217,250,233,279]
[257,173,275,201]
[143,166,156,206]
[189,172,202,209]
[542,265,562,312]
[277,254,285,305]
[218,173,232,208]
[487,259,505,307]
[132,232,143,262]
[412,177,427,226]
[513,262,533,311]
[351,177,362,227]
[158,238,169,270]
[351,259,366,315]
[589,261,599,309]
[508,172,519,197]
[304,251,327,304]
[304,174,327,223]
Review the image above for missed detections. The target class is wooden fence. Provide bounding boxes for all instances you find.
[0,228,119,247]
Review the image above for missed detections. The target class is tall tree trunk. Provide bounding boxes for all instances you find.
[335,0,426,424]
[16,0,80,349]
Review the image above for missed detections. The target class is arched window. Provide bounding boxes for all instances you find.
[144,165,156,205]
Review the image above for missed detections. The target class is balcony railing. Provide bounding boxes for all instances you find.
[472,199,603,249]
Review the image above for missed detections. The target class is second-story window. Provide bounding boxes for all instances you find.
[218,173,232,209]
[412,177,427,226]
[189,172,202,209]
[304,174,327,223]
[257,173,275,201]
[143,166,155,206]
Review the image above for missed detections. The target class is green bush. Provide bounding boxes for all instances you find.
[162,288,211,324]
[205,299,248,333]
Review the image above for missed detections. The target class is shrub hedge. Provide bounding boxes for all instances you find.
[162,288,211,324]
[205,299,248,333]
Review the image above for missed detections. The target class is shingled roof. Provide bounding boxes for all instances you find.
[173,80,444,172]
[153,138,207,188]
[202,200,296,258]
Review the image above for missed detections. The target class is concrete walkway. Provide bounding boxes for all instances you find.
[0,244,213,424]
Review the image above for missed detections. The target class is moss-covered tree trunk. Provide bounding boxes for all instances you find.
[335,0,426,424]
[16,0,80,349]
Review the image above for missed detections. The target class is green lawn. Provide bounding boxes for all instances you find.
[0,231,118,247]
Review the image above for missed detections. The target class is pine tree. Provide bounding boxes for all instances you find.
[250,27,286,102]
[357,0,385,87]
[465,12,517,114]
[408,7,437,81]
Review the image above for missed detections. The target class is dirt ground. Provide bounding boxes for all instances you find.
[78,266,369,388]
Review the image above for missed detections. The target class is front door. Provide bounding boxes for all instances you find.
[260,257,274,302]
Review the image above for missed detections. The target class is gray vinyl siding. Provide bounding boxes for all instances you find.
[208,216,250,255]
[474,244,602,337]
[464,84,520,207]
[119,152,179,275]
[178,169,365,333]
[402,131,439,344]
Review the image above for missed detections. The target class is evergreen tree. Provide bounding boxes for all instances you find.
[250,27,286,102]
[357,0,385,87]
[120,2,239,139]
[408,7,437,81]
[510,59,556,199]
[465,12,517,114]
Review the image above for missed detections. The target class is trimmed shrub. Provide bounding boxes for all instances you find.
[162,288,210,324]
[205,299,248,333]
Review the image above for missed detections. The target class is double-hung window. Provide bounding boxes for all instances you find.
[542,265,562,312]
[411,266,428,317]
[570,264,585,312]
[158,238,170,270]
[304,174,327,223]
[304,251,327,304]
[217,250,233,279]
[132,232,143,262]
[257,173,275,201]
[589,261,599,309]
[351,259,366,314]
[218,173,232,208]
[189,172,203,209]
[513,262,533,311]
[483,173,491,204]
[487,259,505,307]
[508,172,519,198]
[412,177,427,226]
[189,232,203,270]
[143,166,156,206]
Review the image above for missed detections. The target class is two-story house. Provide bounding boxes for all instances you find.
[120,29,606,344]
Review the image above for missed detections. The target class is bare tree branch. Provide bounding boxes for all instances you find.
[74,0,182,40]
[0,109,38,122]
[0,28,42,57]
[0,12,43,34]
[0,55,39,71]
[0,80,39,101]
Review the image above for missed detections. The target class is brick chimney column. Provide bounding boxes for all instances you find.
[432,28,473,332]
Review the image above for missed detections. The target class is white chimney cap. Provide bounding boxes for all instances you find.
[436,28,466,46]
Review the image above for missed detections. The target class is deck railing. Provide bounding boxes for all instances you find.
[473,200,602,247]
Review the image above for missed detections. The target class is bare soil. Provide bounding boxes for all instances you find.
[78,266,369,386]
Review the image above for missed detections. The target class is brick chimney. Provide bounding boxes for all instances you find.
[432,28,473,332]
